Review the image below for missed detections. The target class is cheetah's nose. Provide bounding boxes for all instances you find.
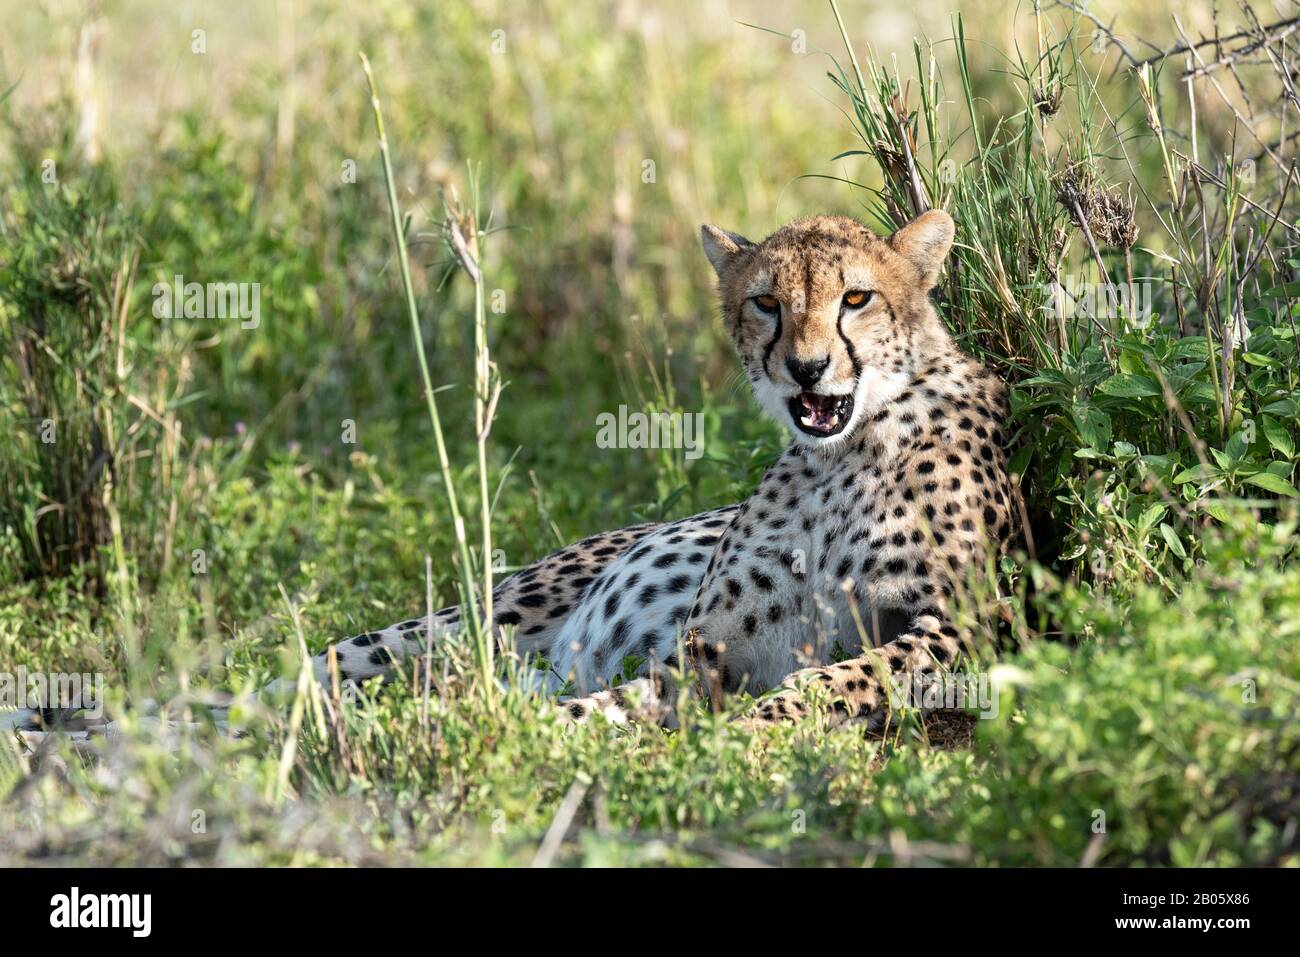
[786,356,830,388]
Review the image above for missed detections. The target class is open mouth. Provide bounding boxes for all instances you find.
[788,391,854,437]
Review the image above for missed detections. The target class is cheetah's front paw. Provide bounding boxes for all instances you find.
[737,659,888,731]
[557,675,670,727]
[734,689,808,730]
[559,691,629,726]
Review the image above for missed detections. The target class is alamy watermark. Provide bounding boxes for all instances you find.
[886,669,1001,719]
[152,274,261,329]
[0,669,104,718]
[50,887,151,937]
[595,405,705,461]
[1039,276,1154,328]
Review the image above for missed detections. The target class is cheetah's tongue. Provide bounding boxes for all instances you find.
[799,392,840,431]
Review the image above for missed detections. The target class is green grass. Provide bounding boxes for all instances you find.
[0,0,1298,866]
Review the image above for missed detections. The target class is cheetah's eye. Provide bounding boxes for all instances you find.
[752,294,780,316]
[842,289,873,309]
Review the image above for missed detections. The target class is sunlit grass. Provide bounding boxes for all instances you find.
[0,0,1297,865]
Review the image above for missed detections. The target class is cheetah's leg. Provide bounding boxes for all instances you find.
[736,613,970,731]
[558,673,673,726]
[546,504,746,727]
[553,613,971,732]
[3,522,661,750]
[276,521,661,697]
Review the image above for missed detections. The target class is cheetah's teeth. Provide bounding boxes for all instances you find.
[800,412,840,430]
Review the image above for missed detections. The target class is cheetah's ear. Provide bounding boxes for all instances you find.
[888,209,955,290]
[700,224,755,280]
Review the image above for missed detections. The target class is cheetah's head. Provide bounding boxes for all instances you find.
[700,211,955,448]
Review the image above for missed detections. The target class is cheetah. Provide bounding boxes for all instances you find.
[558,209,1015,729]
[4,210,1014,742]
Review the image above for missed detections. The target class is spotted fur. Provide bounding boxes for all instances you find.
[562,210,1015,729]
[5,211,1013,745]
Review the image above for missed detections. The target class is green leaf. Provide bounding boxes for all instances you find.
[1173,464,1220,484]
[1242,352,1279,367]
[619,654,646,682]
[1139,453,1177,470]
[1139,504,1167,533]
[1097,373,1161,398]
[1261,417,1295,458]
[1260,398,1298,416]
[1117,350,1150,375]
[1246,328,1278,354]
[1159,523,1187,559]
[1072,404,1112,450]
[1060,542,1087,562]
[1225,430,1250,461]
[1019,370,1073,390]
[1204,501,1232,523]
[1243,472,1300,498]
[1008,444,1033,477]
[1167,336,1210,360]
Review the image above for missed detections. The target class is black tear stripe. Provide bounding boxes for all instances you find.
[837,307,863,379]
[803,257,813,319]
[761,310,783,379]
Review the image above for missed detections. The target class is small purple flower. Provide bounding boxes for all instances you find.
[234,421,247,436]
